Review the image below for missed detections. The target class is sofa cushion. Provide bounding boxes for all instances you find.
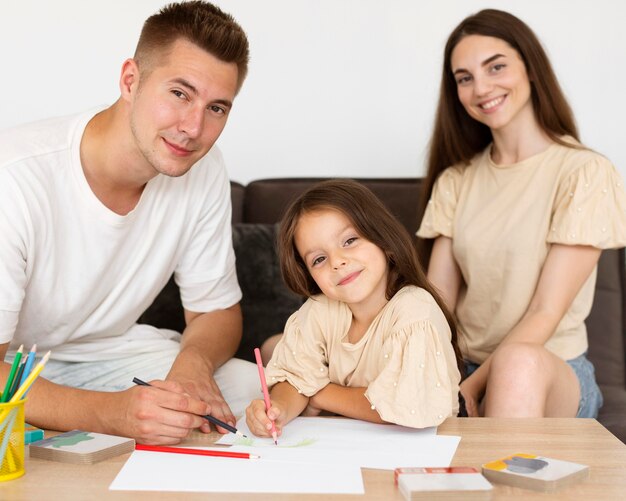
[597,385,626,442]
[232,223,304,362]
[136,275,185,333]
[586,249,625,387]
[243,178,423,235]
[230,181,245,225]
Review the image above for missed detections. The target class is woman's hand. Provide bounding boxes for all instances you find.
[460,372,486,417]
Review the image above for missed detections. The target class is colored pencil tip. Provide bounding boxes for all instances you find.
[251,454,261,459]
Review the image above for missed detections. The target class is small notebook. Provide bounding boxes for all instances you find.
[29,430,135,464]
[481,453,589,492]
[395,467,493,500]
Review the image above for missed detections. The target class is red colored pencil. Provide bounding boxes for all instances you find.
[135,444,259,459]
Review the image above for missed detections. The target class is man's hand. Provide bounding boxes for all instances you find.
[165,370,235,434]
[167,305,243,433]
[108,380,211,445]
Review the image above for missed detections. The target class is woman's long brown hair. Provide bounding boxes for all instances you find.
[417,8,580,264]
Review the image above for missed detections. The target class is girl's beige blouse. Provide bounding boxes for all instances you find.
[265,286,461,428]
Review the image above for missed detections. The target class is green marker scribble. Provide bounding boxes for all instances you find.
[234,436,255,446]
[231,436,317,448]
[281,437,317,448]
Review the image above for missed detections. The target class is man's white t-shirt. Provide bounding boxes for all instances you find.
[0,110,242,361]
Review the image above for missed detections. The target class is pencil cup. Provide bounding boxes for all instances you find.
[0,400,26,481]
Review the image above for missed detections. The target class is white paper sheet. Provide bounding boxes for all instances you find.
[109,451,364,494]
[110,417,460,494]
[216,417,460,470]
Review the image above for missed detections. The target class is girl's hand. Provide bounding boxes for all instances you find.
[245,398,284,438]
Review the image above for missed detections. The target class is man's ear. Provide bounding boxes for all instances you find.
[119,58,140,101]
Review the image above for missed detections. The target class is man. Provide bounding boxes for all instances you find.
[0,1,258,445]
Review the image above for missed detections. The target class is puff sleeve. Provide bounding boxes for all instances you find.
[548,156,626,248]
[417,166,463,239]
[364,320,460,428]
[264,302,331,396]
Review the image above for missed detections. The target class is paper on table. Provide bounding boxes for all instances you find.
[217,417,460,470]
[109,450,364,494]
[110,417,460,494]
[218,416,437,447]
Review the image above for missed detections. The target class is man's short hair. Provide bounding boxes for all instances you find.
[134,1,249,92]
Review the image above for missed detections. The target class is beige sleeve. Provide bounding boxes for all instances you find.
[264,304,330,397]
[364,320,461,428]
[417,166,463,239]
[549,156,626,248]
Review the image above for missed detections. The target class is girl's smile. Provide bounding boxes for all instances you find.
[294,209,389,322]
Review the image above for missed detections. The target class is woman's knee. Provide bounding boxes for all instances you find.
[490,342,549,375]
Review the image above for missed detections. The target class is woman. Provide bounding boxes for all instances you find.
[417,9,626,418]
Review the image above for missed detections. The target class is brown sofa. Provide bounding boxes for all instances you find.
[139,177,626,443]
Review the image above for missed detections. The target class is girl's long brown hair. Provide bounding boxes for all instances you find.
[278,179,464,374]
[417,9,580,264]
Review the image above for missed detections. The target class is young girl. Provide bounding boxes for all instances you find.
[417,9,626,418]
[246,180,462,438]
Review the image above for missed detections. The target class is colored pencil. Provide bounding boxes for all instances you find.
[18,344,37,387]
[1,345,23,402]
[254,348,278,445]
[9,351,51,403]
[132,377,247,438]
[7,360,26,399]
[135,443,259,459]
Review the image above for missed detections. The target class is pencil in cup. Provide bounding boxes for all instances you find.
[0,348,48,481]
[0,400,26,482]
[0,350,51,428]
[18,344,38,388]
[131,378,247,438]
[0,345,23,403]
[253,348,278,445]
[8,351,51,404]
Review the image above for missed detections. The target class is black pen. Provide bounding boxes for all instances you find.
[132,377,247,438]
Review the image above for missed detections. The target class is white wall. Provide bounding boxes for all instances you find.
[1,0,624,184]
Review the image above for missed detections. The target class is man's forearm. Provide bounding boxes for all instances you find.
[6,365,213,444]
[1,367,120,434]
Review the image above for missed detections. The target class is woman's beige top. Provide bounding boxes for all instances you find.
[265,286,461,428]
[418,141,626,364]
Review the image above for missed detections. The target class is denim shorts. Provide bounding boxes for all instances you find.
[464,352,603,418]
